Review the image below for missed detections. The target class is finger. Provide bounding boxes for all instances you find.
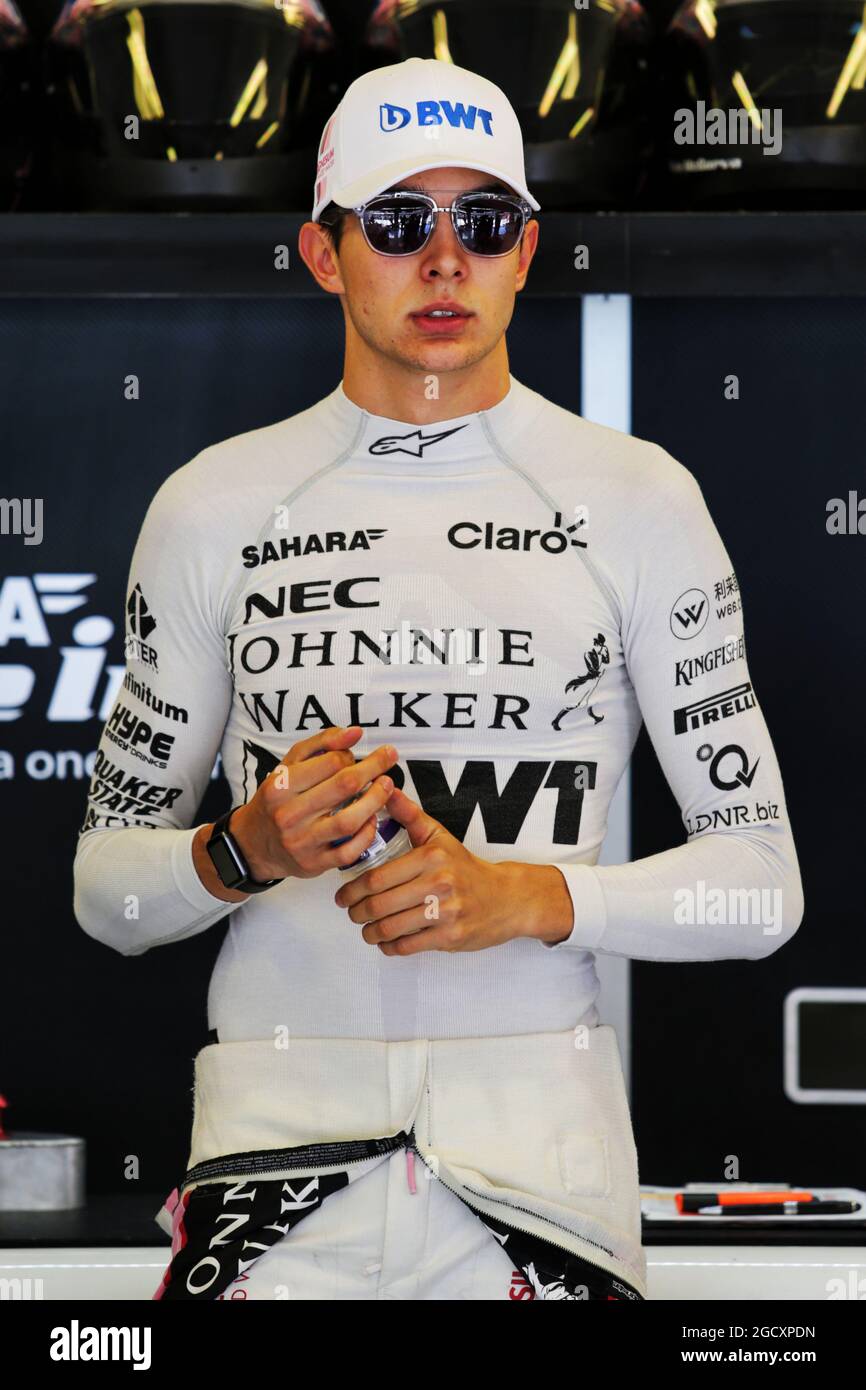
[283,725,363,766]
[299,742,399,817]
[316,814,382,872]
[344,871,447,926]
[375,918,455,955]
[271,726,362,795]
[308,773,395,848]
[334,843,424,909]
[360,906,432,945]
[275,739,397,805]
[382,786,439,848]
[268,746,355,798]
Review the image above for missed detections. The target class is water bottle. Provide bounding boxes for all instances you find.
[305,749,410,880]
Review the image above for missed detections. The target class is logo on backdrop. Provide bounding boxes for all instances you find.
[0,573,123,729]
[0,572,210,787]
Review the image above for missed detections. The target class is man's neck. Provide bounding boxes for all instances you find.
[339,350,512,424]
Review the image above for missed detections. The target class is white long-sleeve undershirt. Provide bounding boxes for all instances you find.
[73,374,803,1040]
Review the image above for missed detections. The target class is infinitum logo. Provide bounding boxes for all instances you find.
[49,1319,151,1370]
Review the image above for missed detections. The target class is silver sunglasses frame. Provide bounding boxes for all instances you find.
[347,190,535,258]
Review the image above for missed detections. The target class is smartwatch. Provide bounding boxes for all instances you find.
[206,806,284,894]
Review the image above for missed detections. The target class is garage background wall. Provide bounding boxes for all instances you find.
[630,296,866,1184]
[2,284,859,1198]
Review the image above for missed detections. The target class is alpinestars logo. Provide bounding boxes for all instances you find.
[369,425,468,457]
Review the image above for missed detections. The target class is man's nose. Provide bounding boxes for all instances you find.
[421,205,468,270]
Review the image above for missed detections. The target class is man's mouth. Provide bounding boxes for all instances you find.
[410,303,473,333]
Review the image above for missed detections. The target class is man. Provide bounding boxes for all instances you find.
[73,56,804,1302]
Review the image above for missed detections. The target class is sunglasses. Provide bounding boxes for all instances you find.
[324,190,535,258]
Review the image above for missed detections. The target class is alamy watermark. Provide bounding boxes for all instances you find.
[0,498,43,545]
[673,99,782,158]
[674,879,783,935]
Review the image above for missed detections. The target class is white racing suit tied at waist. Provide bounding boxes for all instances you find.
[157,1024,647,1299]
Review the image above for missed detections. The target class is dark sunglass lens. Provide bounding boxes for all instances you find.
[455,199,523,255]
[363,200,432,254]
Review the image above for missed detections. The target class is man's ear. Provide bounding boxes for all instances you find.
[298,221,346,296]
[515,218,539,291]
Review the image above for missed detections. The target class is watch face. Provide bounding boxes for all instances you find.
[208,835,244,889]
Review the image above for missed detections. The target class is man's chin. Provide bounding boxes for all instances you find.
[399,339,491,375]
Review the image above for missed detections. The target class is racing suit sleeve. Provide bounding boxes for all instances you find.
[545,450,804,961]
[72,462,248,956]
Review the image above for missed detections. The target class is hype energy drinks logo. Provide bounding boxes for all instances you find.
[0,572,217,785]
[379,100,494,135]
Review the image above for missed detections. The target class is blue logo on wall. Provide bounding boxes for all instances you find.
[379,101,494,135]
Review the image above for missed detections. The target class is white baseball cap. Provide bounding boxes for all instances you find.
[312,56,540,222]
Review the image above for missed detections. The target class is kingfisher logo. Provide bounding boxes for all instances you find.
[379,100,494,136]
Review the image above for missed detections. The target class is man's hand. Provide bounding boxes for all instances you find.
[229,726,398,881]
[333,786,574,954]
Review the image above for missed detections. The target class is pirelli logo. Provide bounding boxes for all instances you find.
[673,682,756,735]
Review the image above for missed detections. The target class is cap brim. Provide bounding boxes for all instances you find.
[319,156,541,217]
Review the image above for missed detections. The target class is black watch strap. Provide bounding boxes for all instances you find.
[206,806,284,895]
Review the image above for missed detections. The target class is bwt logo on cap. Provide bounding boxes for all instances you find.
[379,100,495,135]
